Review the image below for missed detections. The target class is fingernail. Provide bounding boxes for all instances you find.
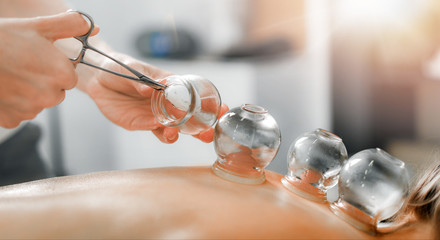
[166,131,178,142]
[168,135,178,142]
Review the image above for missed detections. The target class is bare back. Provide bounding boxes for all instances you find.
[0,167,432,239]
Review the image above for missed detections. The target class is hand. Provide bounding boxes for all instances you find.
[84,53,228,143]
[0,11,98,128]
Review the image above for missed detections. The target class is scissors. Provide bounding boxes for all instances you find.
[69,11,167,91]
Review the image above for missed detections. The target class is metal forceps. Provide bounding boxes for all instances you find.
[69,11,167,91]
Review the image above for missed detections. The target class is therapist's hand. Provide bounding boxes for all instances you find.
[85,53,228,143]
[0,11,98,128]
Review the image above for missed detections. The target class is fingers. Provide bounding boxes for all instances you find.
[192,129,215,143]
[32,10,100,41]
[36,89,66,108]
[98,54,172,98]
[130,62,173,97]
[192,103,230,143]
[152,127,179,144]
[134,60,173,81]
[118,56,172,96]
[133,82,155,98]
[0,104,44,129]
[219,103,230,117]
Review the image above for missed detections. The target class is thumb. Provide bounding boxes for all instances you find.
[31,11,99,41]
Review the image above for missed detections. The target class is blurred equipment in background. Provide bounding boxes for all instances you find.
[136,29,199,59]
[221,38,292,60]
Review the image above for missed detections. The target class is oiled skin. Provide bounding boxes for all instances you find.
[0,167,432,239]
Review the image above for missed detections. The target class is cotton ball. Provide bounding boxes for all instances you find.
[164,84,191,111]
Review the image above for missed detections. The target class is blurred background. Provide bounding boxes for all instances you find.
[31,0,440,179]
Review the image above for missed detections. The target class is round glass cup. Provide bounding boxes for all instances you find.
[151,74,222,135]
[212,104,281,184]
[329,148,410,234]
[282,129,348,202]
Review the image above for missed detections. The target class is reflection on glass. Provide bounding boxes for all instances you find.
[212,104,281,184]
[282,129,348,202]
[330,148,410,234]
[151,75,222,135]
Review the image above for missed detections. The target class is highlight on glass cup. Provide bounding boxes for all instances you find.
[151,74,222,135]
[330,148,410,234]
[282,129,348,202]
[212,104,281,184]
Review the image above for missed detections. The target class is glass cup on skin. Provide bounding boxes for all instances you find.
[212,104,281,184]
[330,148,410,234]
[282,129,348,202]
[151,74,222,135]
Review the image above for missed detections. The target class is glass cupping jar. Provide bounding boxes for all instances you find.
[151,74,222,135]
[330,148,410,234]
[212,104,281,184]
[282,129,348,202]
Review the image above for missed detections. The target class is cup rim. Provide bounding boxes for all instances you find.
[241,104,268,114]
